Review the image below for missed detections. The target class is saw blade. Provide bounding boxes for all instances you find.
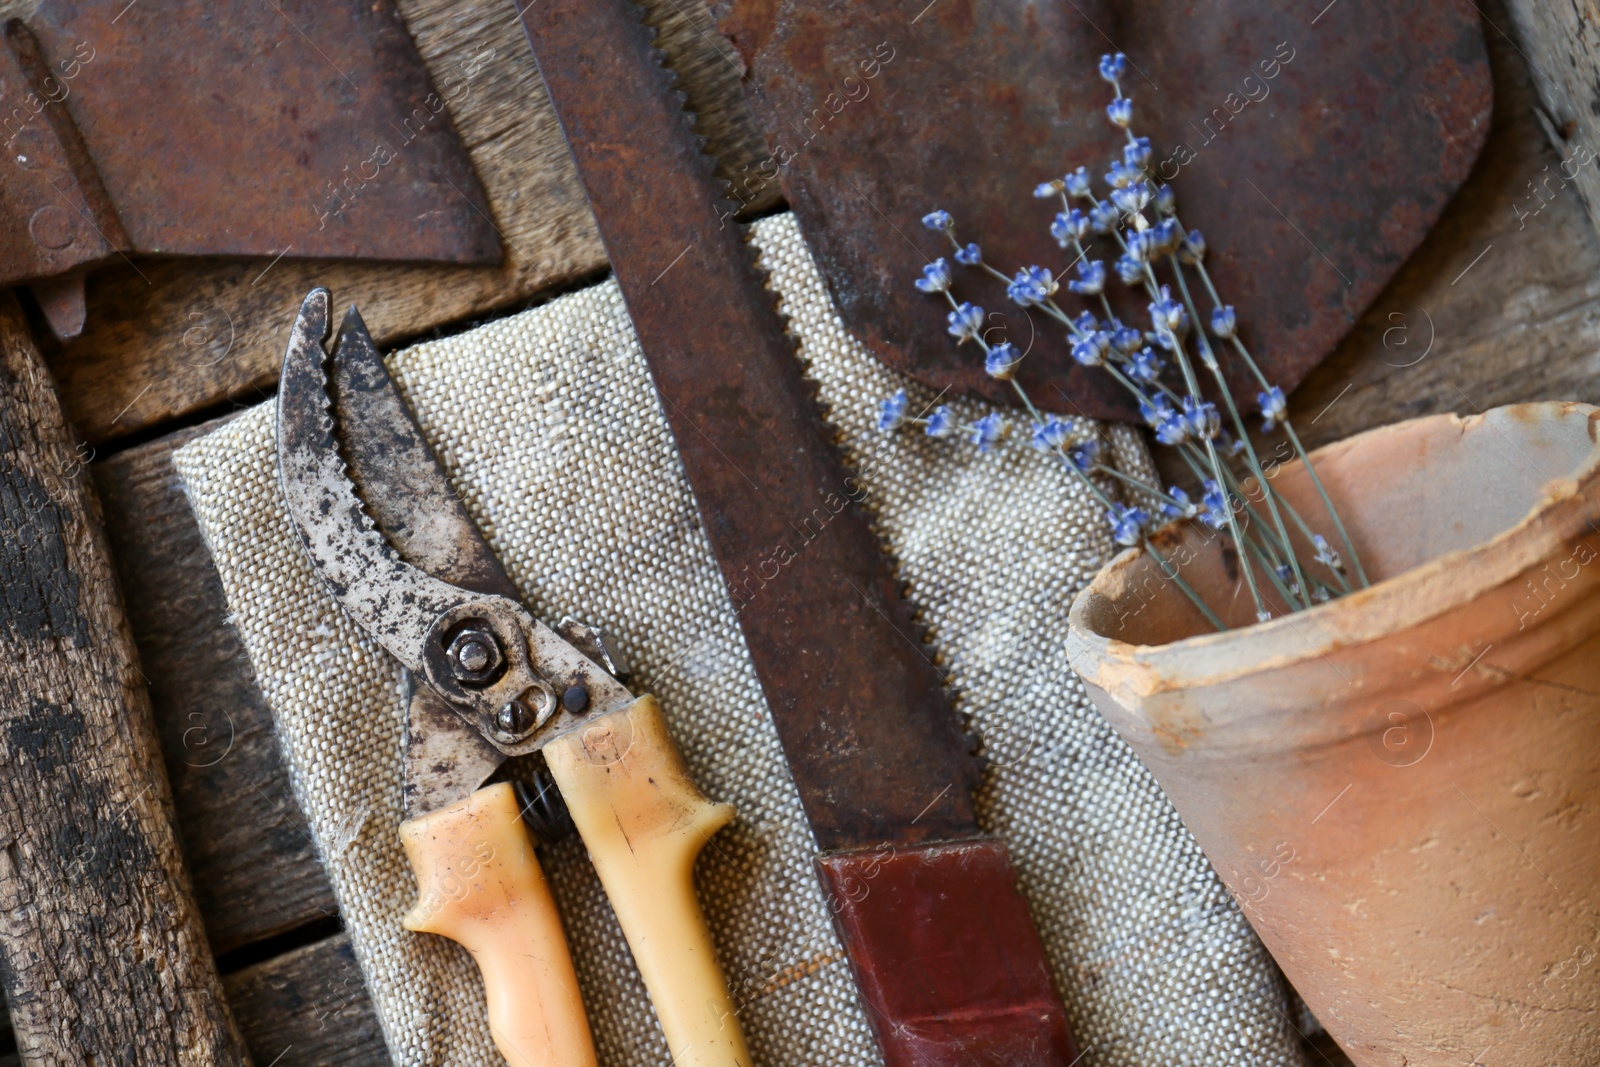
[515,0,981,852]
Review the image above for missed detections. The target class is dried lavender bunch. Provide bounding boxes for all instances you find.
[877,52,1366,629]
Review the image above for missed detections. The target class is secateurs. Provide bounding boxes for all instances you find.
[276,287,750,1067]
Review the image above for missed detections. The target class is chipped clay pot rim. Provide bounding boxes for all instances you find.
[1066,401,1600,702]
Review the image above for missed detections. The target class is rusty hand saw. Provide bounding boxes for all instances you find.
[1,0,500,340]
[515,1,1079,1064]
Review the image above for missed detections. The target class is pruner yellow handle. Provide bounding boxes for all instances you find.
[545,695,751,1067]
[399,782,598,1067]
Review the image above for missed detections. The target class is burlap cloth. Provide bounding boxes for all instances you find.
[173,213,1309,1066]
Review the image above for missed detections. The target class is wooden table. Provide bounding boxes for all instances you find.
[2,0,1592,1061]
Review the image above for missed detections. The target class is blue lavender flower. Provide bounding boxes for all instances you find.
[1073,310,1101,334]
[1183,395,1221,440]
[1139,394,1175,429]
[1125,228,1157,265]
[1150,286,1188,328]
[1105,503,1148,547]
[1067,438,1100,473]
[1148,287,1189,346]
[915,258,952,294]
[1313,534,1343,572]
[1099,53,1128,84]
[947,302,984,342]
[1210,305,1237,339]
[954,242,983,266]
[924,405,957,438]
[1051,209,1091,246]
[1105,161,1141,190]
[1110,182,1152,216]
[1200,479,1230,529]
[1032,179,1062,199]
[922,209,953,232]
[1137,221,1170,258]
[1090,201,1121,233]
[1071,331,1111,368]
[1107,97,1133,128]
[1064,166,1093,198]
[877,390,909,432]
[1258,385,1286,432]
[1007,265,1057,307]
[1127,346,1164,383]
[1115,254,1144,285]
[985,342,1021,380]
[1161,485,1198,520]
[1124,136,1153,170]
[1067,259,1107,296]
[1032,415,1073,452]
[969,413,1004,452]
[1153,408,1189,445]
[1154,218,1185,255]
[1109,321,1143,354]
[1151,184,1176,215]
[1178,228,1207,264]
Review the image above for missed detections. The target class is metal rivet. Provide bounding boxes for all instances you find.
[562,684,589,714]
[28,206,75,251]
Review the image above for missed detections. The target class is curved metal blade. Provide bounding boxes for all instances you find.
[275,287,471,673]
[329,305,522,601]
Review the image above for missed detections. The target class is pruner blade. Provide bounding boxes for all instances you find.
[275,289,633,793]
[276,288,468,674]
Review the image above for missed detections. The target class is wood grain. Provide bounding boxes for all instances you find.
[223,932,390,1067]
[43,0,775,447]
[90,417,339,956]
[1503,0,1600,241]
[0,293,250,1064]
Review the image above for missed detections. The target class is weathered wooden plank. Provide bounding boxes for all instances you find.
[1287,1,1600,448]
[222,932,390,1067]
[216,930,1362,1067]
[90,416,339,957]
[1504,0,1600,242]
[46,0,775,446]
[0,294,249,1063]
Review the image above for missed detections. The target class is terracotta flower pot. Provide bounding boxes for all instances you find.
[1066,403,1600,1066]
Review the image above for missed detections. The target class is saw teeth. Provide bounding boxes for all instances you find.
[624,0,742,222]
[619,1,946,698]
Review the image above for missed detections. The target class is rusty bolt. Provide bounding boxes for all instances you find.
[447,628,502,685]
[496,699,535,738]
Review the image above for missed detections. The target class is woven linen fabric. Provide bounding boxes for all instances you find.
[174,210,1309,1067]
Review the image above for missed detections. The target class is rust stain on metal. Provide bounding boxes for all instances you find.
[276,290,633,795]
[708,0,1492,420]
[0,0,499,297]
[517,0,982,852]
